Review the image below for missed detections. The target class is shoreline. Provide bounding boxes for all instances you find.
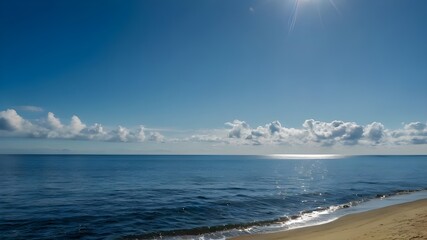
[230,198,427,240]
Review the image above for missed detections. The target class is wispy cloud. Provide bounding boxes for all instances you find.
[15,105,44,112]
[1,108,426,148]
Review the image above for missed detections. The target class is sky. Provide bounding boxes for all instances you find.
[0,0,426,154]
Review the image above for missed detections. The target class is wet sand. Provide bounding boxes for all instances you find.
[231,199,427,240]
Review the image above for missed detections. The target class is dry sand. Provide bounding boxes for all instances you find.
[231,199,427,240]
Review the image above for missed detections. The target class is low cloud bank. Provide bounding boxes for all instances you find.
[1,109,426,147]
[223,119,427,146]
[0,109,164,142]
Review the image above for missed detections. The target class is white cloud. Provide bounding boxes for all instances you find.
[225,120,251,139]
[82,123,107,140]
[405,122,427,131]
[303,119,364,146]
[268,120,282,135]
[107,125,150,143]
[1,108,426,148]
[114,126,130,142]
[0,109,32,131]
[225,120,307,145]
[223,118,426,147]
[149,131,165,142]
[70,115,86,134]
[135,125,146,142]
[47,112,63,129]
[188,134,229,143]
[0,109,161,143]
[390,122,427,145]
[363,122,385,144]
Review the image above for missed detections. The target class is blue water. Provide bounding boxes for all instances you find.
[0,155,427,239]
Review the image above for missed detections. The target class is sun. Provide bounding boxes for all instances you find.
[288,0,340,33]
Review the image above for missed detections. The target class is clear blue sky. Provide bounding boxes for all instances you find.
[1,0,426,154]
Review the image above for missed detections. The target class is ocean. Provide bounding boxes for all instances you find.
[1,155,427,239]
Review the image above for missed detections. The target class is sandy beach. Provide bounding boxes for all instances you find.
[231,199,427,240]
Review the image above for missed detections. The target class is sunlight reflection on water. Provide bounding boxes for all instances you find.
[267,154,346,160]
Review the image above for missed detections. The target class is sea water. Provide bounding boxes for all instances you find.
[0,155,426,239]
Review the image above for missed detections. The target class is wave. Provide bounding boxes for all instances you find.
[121,204,353,240]
[122,188,427,240]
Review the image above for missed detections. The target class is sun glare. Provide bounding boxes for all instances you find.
[267,154,346,160]
[299,0,317,3]
[288,0,340,33]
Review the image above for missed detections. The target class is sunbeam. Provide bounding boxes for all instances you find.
[288,0,301,33]
[287,0,341,33]
[329,0,341,15]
